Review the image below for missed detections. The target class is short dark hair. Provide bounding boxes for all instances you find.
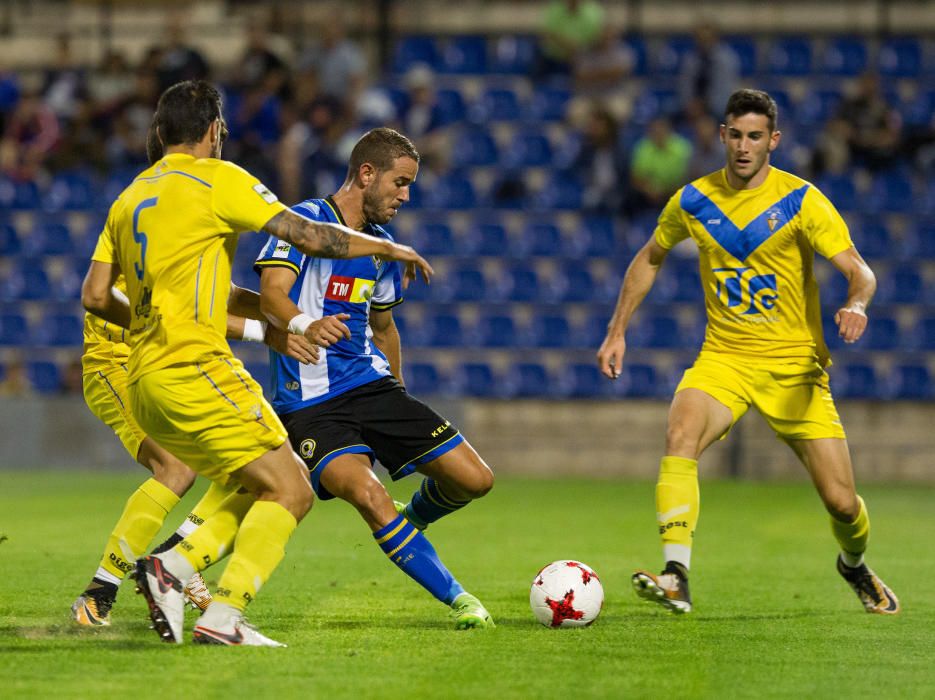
[146,118,163,165]
[347,127,420,180]
[153,80,223,148]
[724,89,778,131]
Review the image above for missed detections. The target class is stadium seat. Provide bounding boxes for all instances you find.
[406,362,443,395]
[529,314,571,348]
[583,310,614,347]
[422,312,464,348]
[653,35,694,74]
[0,266,51,301]
[435,88,467,126]
[426,172,477,209]
[244,362,271,394]
[821,36,869,76]
[910,316,935,350]
[451,127,499,167]
[835,364,879,399]
[724,36,759,76]
[615,364,659,398]
[815,174,858,212]
[559,363,608,398]
[498,262,541,302]
[909,218,935,258]
[489,35,538,74]
[45,170,96,211]
[890,364,933,400]
[642,314,682,349]
[526,86,571,122]
[622,35,648,75]
[27,360,61,394]
[463,219,509,256]
[411,221,455,255]
[441,35,488,74]
[899,89,935,127]
[549,265,595,304]
[453,362,498,397]
[0,222,20,256]
[10,179,41,209]
[766,37,813,75]
[862,313,901,350]
[0,312,28,346]
[393,36,441,74]
[506,362,551,397]
[668,260,703,303]
[796,89,843,127]
[878,37,922,77]
[630,88,679,125]
[534,173,584,211]
[571,215,616,258]
[470,87,522,122]
[850,217,891,259]
[501,128,553,168]
[864,171,915,213]
[515,221,563,257]
[444,264,488,302]
[476,314,517,348]
[22,219,74,257]
[878,266,924,304]
[32,312,83,347]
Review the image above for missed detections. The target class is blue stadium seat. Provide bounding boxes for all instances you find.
[454,362,498,397]
[243,362,271,394]
[451,127,499,167]
[0,266,50,301]
[890,364,933,400]
[23,218,74,257]
[529,314,571,349]
[0,222,20,256]
[653,35,694,74]
[910,218,935,258]
[463,219,508,256]
[515,221,563,257]
[911,316,935,350]
[502,129,553,168]
[534,173,584,211]
[821,36,868,76]
[498,262,540,302]
[411,221,455,255]
[526,86,571,122]
[668,259,703,303]
[422,312,464,348]
[766,37,813,75]
[426,172,477,209]
[864,171,915,213]
[878,37,922,77]
[572,215,617,258]
[45,170,97,211]
[28,360,61,393]
[900,89,935,127]
[815,174,858,212]
[615,364,659,398]
[583,311,613,347]
[435,88,467,126]
[560,363,608,398]
[724,36,758,76]
[441,35,487,74]
[622,35,648,75]
[393,36,441,73]
[643,315,682,349]
[471,87,522,122]
[33,312,83,346]
[850,217,891,259]
[489,35,538,75]
[550,266,595,304]
[9,180,41,209]
[0,312,28,346]
[446,264,488,302]
[835,364,879,399]
[476,314,517,348]
[878,266,924,304]
[630,88,679,125]
[406,362,442,395]
[796,89,843,127]
[863,313,901,350]
[506,362,551,397]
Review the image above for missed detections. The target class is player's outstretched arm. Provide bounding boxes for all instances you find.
[829,246,876,344]
[597,237,670,379]
[259,267,351,349]
[261,209,433,286]
[81,260,131,329]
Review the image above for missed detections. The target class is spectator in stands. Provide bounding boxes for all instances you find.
[58,357,83,396]
[42,33,88,125]
[572,102,628,213]
[154,13,210,92]
[297,15,366,110]
[836,71,902,172]
[87,50,135,113]
[238,18,290,94]
[810,116,852,177]
[537,0,606,77]
[395,64,449,172]
[0,357,34,397]
[0,84,60,181]
[573,27,634,99]
[626,116,692,216]
[105,70,159,166]
[677,21,740,122]
[0,71,19,135]
[687,114,724,180]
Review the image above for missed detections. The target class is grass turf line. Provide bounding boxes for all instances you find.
[0,471,932,699]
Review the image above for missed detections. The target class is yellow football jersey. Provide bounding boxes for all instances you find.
[82,274,131,374]
[654,167,853,366]
[91,153,286,383]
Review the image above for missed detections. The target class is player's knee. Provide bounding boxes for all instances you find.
[824,489,859,522]
[345,478,391,521]
[453,463,494,501]
[665,421,700,456]
[147,452,196,496]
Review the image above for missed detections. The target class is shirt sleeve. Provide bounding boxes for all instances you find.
[371,260,403,311]
[91,205,118,263]
[802,185,853,259]
[212,160,287,234]
[653,189,690,250]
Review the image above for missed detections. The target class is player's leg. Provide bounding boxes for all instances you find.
[320,453,491,628]
[403,441,494,530]
[632,387,736,614]
[786,437,899,614]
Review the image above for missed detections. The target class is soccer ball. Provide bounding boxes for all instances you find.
[529,560,604,628]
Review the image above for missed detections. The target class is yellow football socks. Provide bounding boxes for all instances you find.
[172,489,255,573]
[177,481,236,538]
[655,456,700,570]
[214,501,298,612]
[831,495,870,567]
[98,478,179,580]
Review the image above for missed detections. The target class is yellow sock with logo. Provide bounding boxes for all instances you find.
[97,478,179,582]
[214,501,298,612]
[168,489,255,574]
[831,495,870,567]
[655,456,700,570]
[177,481,236,539]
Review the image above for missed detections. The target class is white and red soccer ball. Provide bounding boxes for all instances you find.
[530,560,604,628]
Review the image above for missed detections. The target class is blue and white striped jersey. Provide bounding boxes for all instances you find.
[254,197,403,414]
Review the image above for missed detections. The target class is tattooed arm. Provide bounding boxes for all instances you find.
[261,209,433,286]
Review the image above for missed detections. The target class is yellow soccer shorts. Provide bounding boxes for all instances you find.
[675,351,846,441]
[83,364,146,460]
[129,356,288,485]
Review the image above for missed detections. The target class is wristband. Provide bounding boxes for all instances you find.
[287,313,314,335]
[242,318,268,342]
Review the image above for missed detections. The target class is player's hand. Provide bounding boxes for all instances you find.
[381,243,433,288]
[265,325,319,364]
[597,333,626,379]
[835,306,868,343]
[304,313,351,347]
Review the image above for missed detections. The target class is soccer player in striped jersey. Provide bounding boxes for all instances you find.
[255,128,495,629]
[598,89,899,615]
[82,81,432,646]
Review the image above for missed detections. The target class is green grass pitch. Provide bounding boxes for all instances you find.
[1,471,932,699]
